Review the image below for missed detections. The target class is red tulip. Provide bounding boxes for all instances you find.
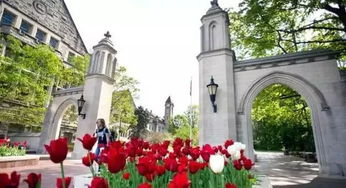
[189,147,200,161]
[224,139,234,148]
[188,161,201,174]
[200,144,215,162]
[243,158,254,170]
[0,171,20,188]
[107,147,126,173]
[24,173,41,188]
[122,172,130,180]
[88,177,109,188]
[233,160,242,170]
[56,177,71,188]
[155,165,166,176]
[77,134,97,151]
[44,138,68,163]
[225,183,237,188]
[82,152,97,167]
[164,157,178,172]
[168,172,190,188]
[138,182,152,188]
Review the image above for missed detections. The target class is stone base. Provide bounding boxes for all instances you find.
[0,155,39,168]
[307,176,346,188]
[273,176,346,188]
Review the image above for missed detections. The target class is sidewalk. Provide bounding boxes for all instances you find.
[1,159,90,188]
[253,151,319,187]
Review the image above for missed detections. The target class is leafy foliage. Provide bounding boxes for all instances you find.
[114,66,140,98]
[229,0,346,60]
[252,84,315,152]
[184,105,199,128]
[0,35,89,126]
[0,146,26,156]
[168,106,199,145]
[130,106,150,138]
[110,90,137,125]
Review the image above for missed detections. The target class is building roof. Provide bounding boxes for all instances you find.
[165,96,172,104]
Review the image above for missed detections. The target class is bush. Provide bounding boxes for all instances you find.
[0,145,26,157]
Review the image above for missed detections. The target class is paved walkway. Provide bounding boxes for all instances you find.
[253,151,319,187]
[1,159,90,188]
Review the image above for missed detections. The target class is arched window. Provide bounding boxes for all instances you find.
[91,51,100,73]
[106,53,112,77]
[209,22,217,50]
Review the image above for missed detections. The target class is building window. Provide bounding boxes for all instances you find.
[67,52,75,62]
[19,20,32,34]
[49,37,59,49]
[1,10,16,26]
[35,29,46,42]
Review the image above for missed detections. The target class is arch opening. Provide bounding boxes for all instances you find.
[50,98,79,151]
[251,83,316,158]
[237,71,328,174]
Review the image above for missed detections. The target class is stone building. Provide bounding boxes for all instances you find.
[163,96,174,126]
[0,0,87,141]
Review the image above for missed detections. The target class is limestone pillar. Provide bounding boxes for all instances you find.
[71,32,117,159]
[198,2,237,146]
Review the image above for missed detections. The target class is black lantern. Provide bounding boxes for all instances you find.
[77,95,86,119]
[207,76,218,113]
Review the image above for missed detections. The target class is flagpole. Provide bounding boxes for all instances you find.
[189,77,192,140]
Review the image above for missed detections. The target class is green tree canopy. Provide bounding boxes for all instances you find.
[229,0,346,60]
[0,35,88,126]
[252,84,314,152]
[110,90,137,125]
[184,105,199,128]
[130,106,150,138]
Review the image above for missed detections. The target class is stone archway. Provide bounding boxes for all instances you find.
[236,71,329,174]
[49,97,78,142]
[38,87,83,153]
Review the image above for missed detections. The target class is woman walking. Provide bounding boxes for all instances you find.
[94,118,110,159]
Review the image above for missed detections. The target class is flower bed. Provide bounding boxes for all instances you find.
[0,134,256,188]
[0,138,27,157]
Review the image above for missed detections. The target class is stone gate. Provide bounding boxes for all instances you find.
[198,2,346,177]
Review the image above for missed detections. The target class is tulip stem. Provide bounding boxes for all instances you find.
[60,162,66,188]
[88,153,96,177]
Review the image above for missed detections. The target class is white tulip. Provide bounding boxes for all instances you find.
[231,150,241,161]
[209,154,225,173]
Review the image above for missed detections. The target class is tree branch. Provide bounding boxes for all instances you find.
[281,38,346,44]
[276,30,288,54]
[279,26,344,34]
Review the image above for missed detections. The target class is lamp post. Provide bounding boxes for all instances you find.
[77,95,86,119]
[207,76,218,113]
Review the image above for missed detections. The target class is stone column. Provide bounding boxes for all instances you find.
[71,33,117,159]
[198,3,237,146]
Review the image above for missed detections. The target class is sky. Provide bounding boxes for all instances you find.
[65,0,240,117]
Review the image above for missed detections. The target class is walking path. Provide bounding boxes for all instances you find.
[1,159,90,188]
[253,151,319,187]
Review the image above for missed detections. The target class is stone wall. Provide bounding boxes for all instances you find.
[3,0,86,55]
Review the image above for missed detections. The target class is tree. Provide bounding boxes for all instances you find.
[0,35,88,126]
[184,105,199,128]
[252,84,315,152]
[114,66,140,97]
[110,65,139,137]
[130,106,150,138]
[110,90,137,127]
[229,0,346,60]
[167,115,189,134]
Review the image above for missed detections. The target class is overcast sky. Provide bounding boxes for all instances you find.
[65,0,240,117]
